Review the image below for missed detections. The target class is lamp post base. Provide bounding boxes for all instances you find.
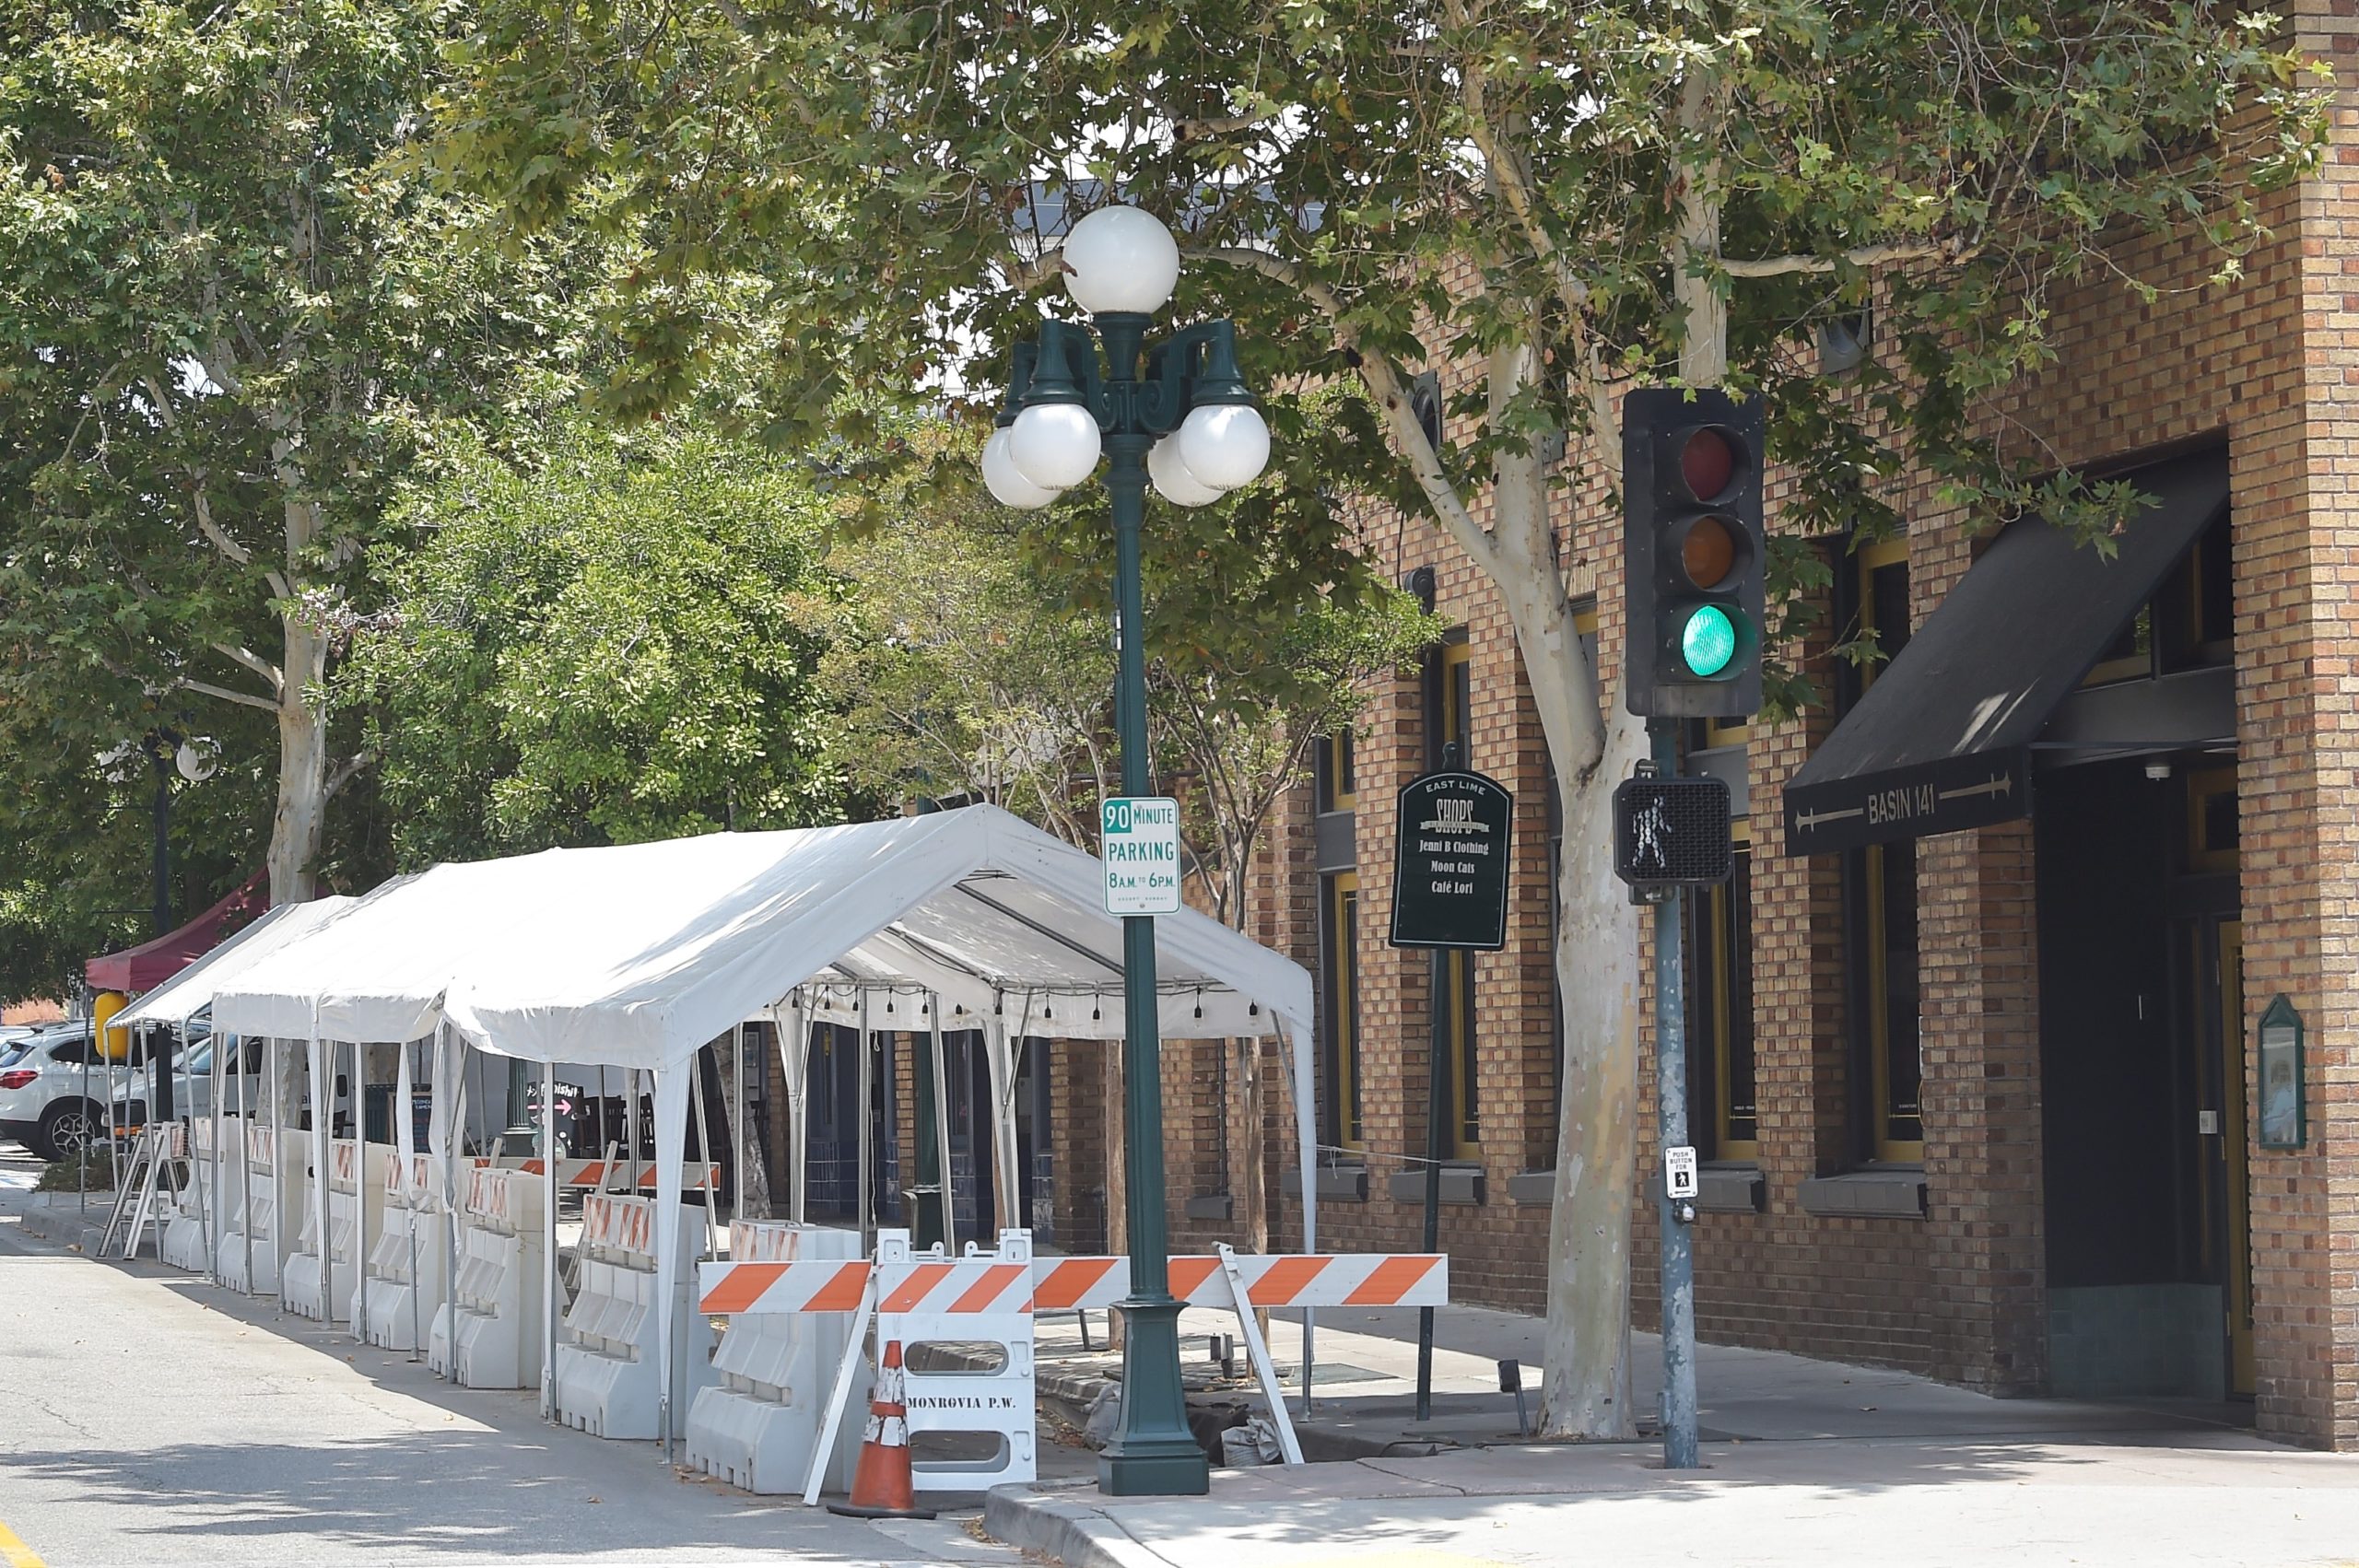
[1097,1297,1211,1496]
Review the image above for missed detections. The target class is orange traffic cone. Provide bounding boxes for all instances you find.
[827,1340,936,1519]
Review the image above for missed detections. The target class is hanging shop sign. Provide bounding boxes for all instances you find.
[1389,770,1514,951]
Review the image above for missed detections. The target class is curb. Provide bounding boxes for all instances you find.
[984,1486,1173,1568]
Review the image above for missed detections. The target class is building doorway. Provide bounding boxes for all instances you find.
[2036,754,2248,1403]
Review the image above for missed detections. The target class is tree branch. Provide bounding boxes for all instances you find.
[177,675,280,713]
[1186,244,1504,573]
[323,749,374,802]
[211,641,285,692]
[1720,239,1979,278]
[190,489,253,568]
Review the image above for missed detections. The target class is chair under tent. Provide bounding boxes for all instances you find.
[189,804,1323,1457]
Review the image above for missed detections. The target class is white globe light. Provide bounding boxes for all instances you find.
[1059,205,1181,316]
[982,427,1062,509]
[1148,436,1224,508]
[1177,403,1271,491]
[174,739,217,782]
[1008,403,1103,491]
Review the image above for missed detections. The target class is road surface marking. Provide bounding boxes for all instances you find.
[0,1516,48,1568]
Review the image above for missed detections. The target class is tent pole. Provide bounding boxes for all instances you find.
[856,993,873,1252]
[399,1038,423,1360]
[780,993,808,1226]
[733,1022,746,1224]
[311,1027,331,1328]
[928,997,955,1256]
[238,1040,254,1296]
[543,1058,558,1422]
[352,1039,369,1343]
[1276,1017,1319,1417]
[443,1030,465,1383]
[689,1046,719,1262]
[985,1018,1020,1235]
[626,1068,641,1192]
[269,1037,285,1316]
[204,1023,222,1279]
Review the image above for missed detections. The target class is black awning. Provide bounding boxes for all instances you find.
[1784,451,2228,857]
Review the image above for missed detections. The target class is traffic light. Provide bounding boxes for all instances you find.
[1621,388,1766,719]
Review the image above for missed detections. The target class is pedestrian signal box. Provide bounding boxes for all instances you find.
[1613,769,1733,901]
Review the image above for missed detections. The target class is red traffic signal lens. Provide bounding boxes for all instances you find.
[1677,427,1739,503]
[1681,514,1736,590]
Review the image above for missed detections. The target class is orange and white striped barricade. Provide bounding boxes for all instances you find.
[504,1156,721,1193]
[1030,1247,1450,1466]
[428,1165,547,1388]
[553,1192,716,1439]
[218,1118,281,1294]
[366,1152,452,1352]
[687,1222,866,1493]
[792,1228,1037,1504]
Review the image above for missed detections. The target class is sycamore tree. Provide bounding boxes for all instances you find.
[816,421,1438,1269]
[0,0,608,911]
[436,0,2324,1435]
[346,417,845,864]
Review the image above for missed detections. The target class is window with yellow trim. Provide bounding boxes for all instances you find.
[1847,537,1924,1163]
[1316,730,1357,813]
[1691,825,1758,1160]
[1321,871,1364,1150]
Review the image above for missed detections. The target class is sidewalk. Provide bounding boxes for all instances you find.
[991,1305,2359,1568]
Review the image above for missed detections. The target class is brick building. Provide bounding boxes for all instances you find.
[1099,24,2359,1453]
[775,33,2356,1451]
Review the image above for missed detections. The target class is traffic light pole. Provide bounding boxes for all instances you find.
[1650,720,1700,1470]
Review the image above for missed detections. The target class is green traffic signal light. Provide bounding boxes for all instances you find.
[1681,604,1738,677]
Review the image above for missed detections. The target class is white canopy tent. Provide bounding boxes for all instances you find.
[108,895,358,1286]
[213,805,1320,1445]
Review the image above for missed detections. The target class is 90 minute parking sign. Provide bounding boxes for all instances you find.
[1101,796,1181,915]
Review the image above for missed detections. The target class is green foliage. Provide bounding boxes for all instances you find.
[433,0,2327,720]
[346,418,844,863]
[809,444,1118,846]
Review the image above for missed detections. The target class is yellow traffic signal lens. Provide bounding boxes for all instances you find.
[1682,515,1736,590]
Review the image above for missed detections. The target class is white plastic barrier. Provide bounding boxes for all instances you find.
[365,1153,458,1352]
[553,1193,717,1440]
[282,1139,388,1323]
[880,1229,1038,1494]
[428,1166,548,1388]
[217,1120,282,1294]
[687,1222,864,1493]
[160,1124,210,1272]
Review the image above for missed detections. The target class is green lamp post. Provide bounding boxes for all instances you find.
[982,204,1272,1497]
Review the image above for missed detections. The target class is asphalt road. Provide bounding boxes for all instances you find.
[0,1155,1026,1567]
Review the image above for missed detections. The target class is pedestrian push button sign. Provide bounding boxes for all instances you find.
[1101,796,1181,915]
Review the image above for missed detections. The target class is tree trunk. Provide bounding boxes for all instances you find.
[1468,340,1648,1439]
[1538,736,1646,1437]
[268,470,331,907]
[268,614,329,906]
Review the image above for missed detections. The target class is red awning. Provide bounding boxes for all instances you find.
[85,872,269,994]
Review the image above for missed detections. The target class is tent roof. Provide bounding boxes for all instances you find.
[85,872,267,994]
[212,805,1314,1066]
[111,896,358,1029]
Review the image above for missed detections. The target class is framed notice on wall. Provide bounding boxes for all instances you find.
[2256,993,2306,1151]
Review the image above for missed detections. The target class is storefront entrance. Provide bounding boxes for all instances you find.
[2036,755,2248,1401]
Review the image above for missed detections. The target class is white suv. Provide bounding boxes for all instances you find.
[0,1023,183,1163]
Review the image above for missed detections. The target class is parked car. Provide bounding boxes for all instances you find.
[0,1021,185,1162]
[109,1028,241,1137]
